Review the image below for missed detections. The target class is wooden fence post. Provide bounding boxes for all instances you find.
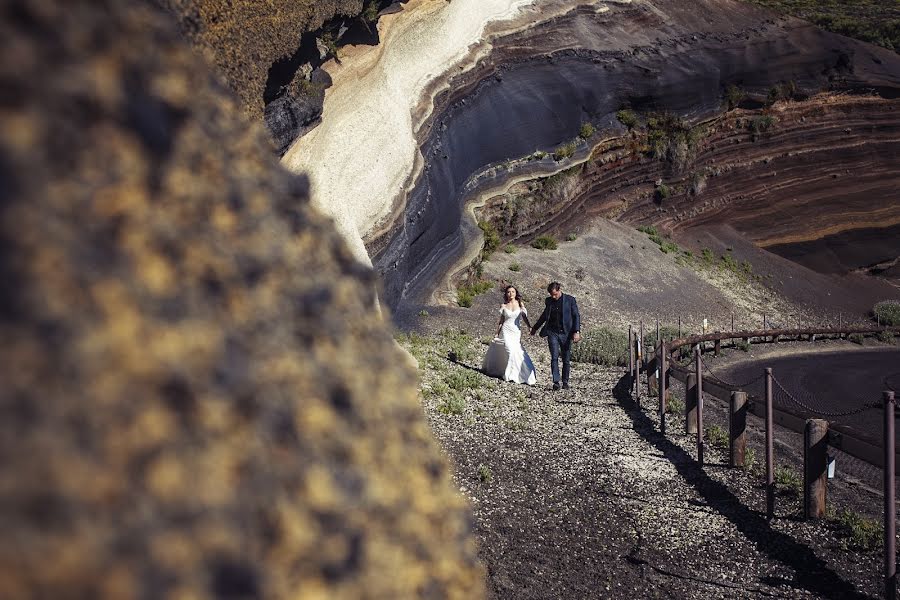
[730,391,747,468]
[883,391,896,600]
[685,371,698,435]
[803,418,828,519]
[695,345,704,466]
[765,368,774,519]
[628,325,634,393]
[659,341,667,435]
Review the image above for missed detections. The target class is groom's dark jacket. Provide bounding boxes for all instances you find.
[532,293,581,338]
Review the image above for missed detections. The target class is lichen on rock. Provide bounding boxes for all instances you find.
[0,1,483,598]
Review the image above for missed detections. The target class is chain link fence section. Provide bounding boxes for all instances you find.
[698,353,766,391]
[771,375,881,418]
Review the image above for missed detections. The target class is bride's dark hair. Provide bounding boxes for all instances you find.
[503,285,524,308]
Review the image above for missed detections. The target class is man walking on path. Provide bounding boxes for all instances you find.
[531,282,581,390]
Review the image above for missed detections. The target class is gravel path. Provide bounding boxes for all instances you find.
[407,332,886,599]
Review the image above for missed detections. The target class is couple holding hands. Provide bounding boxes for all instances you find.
[481,281,581,390]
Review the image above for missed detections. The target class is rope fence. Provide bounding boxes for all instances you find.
[625,321,900,600]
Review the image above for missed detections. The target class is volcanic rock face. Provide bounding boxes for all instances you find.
[361,0,900,312]
[0,1,482,598]
[157,0,363,118]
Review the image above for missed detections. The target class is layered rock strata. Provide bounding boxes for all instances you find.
[0,1,482,598]
[361,0,900,312]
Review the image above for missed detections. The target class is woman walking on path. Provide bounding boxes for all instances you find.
[482,285,537,385]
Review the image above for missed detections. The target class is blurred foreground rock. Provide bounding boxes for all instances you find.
[0,1,483,598]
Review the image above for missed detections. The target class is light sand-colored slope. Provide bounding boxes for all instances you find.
[281,0,544,266]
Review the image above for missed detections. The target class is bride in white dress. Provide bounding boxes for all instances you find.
[482,285,537,385]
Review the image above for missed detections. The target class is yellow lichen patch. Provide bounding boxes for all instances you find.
[151,530,201,572]
[145,453,187,502]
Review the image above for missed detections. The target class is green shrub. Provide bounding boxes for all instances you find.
[874,300,900,326]
[554,146,574,161]
[655,183,671,200]
[743,447,757,472]
[775,466,801,497]
[532,150,548,160]
[705,425,728,449]
[478,220,501,255]
[749,115,775,137]
[701,248,715,264]
[616,109,638,129]
[508,262,521,272]
[503,244,517,254]
[571,328,629,366]
[666,395,685,416]
[477,463,492,483]
[553,142,576,161]
[660,240,679,254]
[877,330,895,344]
[532,235,558,250]
[418,309,429,317]
[736,339,751,352]
[725,84,745,110]
[441,328,475,363]
[438,391,466,415]
[848,333,865,345]
[566,233,577,242]
[446,368,482,392]
[457,289,474,308]
[579,123,595,139]
[835,509,881,551]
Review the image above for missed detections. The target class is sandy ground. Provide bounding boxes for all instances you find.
[281,0,545,265]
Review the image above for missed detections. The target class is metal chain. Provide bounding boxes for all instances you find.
[698,353,766,390]
[771,375,881,417]
[885,372,900,393]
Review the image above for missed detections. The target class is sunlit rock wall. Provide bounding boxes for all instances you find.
[0,1,483,598]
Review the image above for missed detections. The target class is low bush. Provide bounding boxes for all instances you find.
[446,368,482,392]
[477,463,492,483]
[705,425,728,449]
[566,233,577,242]
[503,244,517,254]
[437,392,466,415]
[874,300,900,326]
[848,333,865,345]
[508,262,521,272]
[418,309,429,317]
[749,115,775,138]
[579,123,596,139]
[877,330,895,344]
[616,109,638,129]
[442,328,475,363]
[775,466,801,497]
[655,183,671,201]
[725,84,745,110]
[666,395,685,416]
[532,235,558,250]
[553,142,576,161]
[835,509,881,551]
[478,220,501,255]
[571,328,629,366]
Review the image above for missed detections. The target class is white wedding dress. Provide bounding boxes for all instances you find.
[482,306,537,385]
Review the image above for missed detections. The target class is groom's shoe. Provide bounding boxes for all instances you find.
[562,381,570,390]
[552,382,561,391]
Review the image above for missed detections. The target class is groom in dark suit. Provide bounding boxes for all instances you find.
[530,281,581,390]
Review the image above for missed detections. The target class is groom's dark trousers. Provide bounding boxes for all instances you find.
[546,330,572,385]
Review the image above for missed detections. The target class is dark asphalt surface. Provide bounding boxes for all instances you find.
[722,348,900,443]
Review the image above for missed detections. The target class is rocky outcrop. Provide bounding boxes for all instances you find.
[0,1,482,598]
